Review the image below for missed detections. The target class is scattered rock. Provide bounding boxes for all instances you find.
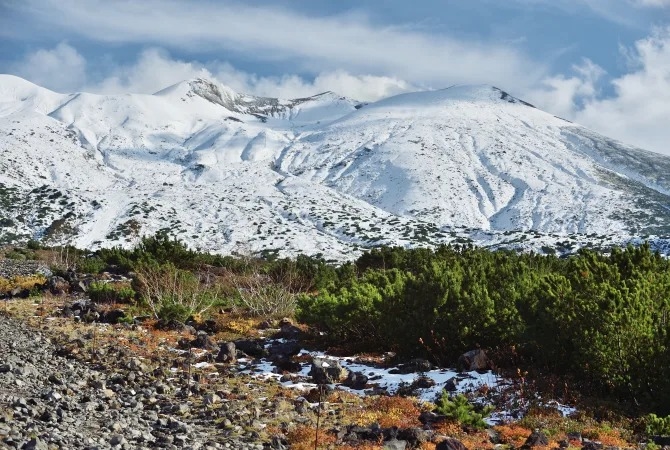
[444,376,458,391]
[383,438,408,450]
[309,357,349,384]
[234,338,267,358]
[343,371,369,390]
[523,431,549,448]
[101,309,126,324]
[48,276,70,295]
[203,393,221,405]
[413,374,435,388]
[436,438,468,450]
[216,341,237,363]
[581,441,603,450]
[274,318,303,340]
[390,358,433,374]
[21,437,49,450]
[419,411,448,425]
[397,427,433,447]
[458,349,491,371]
[185,331,219,351]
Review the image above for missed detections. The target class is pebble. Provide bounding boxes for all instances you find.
[0,315,273,449]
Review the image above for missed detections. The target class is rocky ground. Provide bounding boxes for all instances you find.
[0,291,655,450]
[0,317,270,449]
[0,299,449,450]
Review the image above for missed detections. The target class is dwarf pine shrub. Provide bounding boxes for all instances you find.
[434,392,494,429]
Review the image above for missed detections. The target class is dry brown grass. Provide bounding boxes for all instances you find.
[494,424,532,448]
[0,274,46,294]
[459,431,497,450]
[212,314,264,339]
[580,426,630,447]
[286,425,338,450]
[347,396,425,429]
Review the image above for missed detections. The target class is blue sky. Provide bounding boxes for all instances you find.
[1,0,670,154]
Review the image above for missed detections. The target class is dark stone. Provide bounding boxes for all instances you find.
[486,429,501,444]
[651,437,670,447]
[343,371,369,390]
[444,377,458,391]
[383,439,407,450]
[343,424,381,441]
[156,319,188,331]
[101,309,126,324]
[10,287,30,298]
[272,358,302,373]
[397,427,432,446]
[309,357,348,384]
[413,375,435,389]
[581,441,603,450]
[274,318,303,339]
[49,276,69,295]
[191,331,219,351]
[436,437,468,450]
[200,319,217,333]
[234,338,267,358]
[458,349,491,371]
[419,411,448,425]
[304,385,334,403]
[48,374,64,385]
[216,342,236,363]
[71,280,88,293]
[523,431,549,448]
[267,340,301,360]
[269,436,288,450]
[21,437,48,450]
[567,432,582,443]
[394,359,433,374]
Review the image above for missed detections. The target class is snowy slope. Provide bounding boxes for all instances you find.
[1,75,670,259]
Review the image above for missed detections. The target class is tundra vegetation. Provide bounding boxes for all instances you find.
[3,232,670,447]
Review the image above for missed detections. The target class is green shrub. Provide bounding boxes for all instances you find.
[298,243,670,414]
[88,281,136,303]
[76,256,107,274]
[5,250,26,260]
[434,392,493,429]
[644,414,670,436]
[26,239,42,250]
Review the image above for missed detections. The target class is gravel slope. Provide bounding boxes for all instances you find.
[0,315,272,449]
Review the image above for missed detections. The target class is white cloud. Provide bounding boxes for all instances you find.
[61,47,413,102]
[529,27,670,155]
[575,27,670,154]
[10,42,87,92]
[12,0,546,93]
[528,59,605,119]
[211,66,414,101]
[90,48,210,95]
[631,0,670,7]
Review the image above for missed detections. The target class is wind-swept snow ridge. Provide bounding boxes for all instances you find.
[1,76,670,259]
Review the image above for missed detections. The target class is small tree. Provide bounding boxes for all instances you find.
[434,392,493,429]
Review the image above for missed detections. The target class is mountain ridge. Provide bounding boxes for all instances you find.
[1,75,669,259]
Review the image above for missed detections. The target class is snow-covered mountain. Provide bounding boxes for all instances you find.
[2,74,670,259]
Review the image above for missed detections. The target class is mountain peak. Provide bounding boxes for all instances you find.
[3,74,670,259]
[357,84,536,113]
[437,84,534,106]
[0,74,58,99]
[154,77,237,99]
